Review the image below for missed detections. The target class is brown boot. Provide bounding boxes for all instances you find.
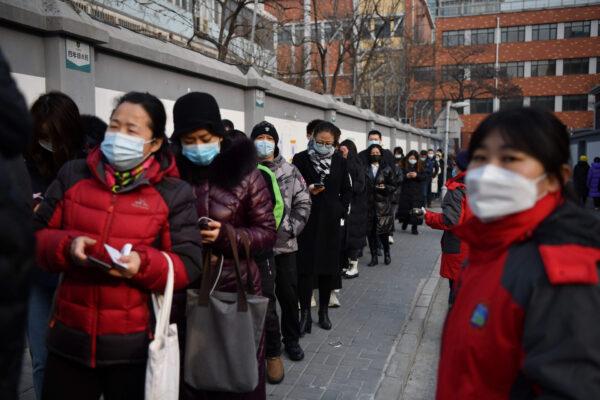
[266,356,285,384]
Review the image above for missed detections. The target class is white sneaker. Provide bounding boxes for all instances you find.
[311,292,317,308]
[344,260,359,279]
[329,291,341,308]
[389,235,394,244]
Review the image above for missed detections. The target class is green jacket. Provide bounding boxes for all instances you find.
[257,163,284,229]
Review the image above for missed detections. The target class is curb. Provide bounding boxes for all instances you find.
[374,255,442,400]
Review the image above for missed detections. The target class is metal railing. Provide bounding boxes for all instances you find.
[437,0,600,17]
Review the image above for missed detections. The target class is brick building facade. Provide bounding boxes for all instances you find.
[409,2,600,147]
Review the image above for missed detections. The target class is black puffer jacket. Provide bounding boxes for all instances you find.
[344,151,368,251]
[366,163,397,235]
[0,49,34,400]
[396,165,425,225]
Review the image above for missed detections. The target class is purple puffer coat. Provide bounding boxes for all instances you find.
[587,162,600,198]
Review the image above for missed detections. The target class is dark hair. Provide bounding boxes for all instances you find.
[25,91,84,179]
[114,92,169,162]
[313,121,341,145]
[402,150,424,173]
[393,146,404,156]
[595,157,600,163]
[307,119,325,136]
[420,150,428,156]
[368,130,382,140]
[368,144,384,156]
[468,108,570,186]
[428,149,434,153]
[81,115,107,154]
[222,119,234,131]
[339,139,358,158]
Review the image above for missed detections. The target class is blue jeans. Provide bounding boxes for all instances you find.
[27,281,55,399]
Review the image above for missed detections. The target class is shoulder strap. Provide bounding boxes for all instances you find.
[224,224,249,312]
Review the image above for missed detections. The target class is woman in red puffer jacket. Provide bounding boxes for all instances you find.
[34,92,203,399]
[172,92,277,400]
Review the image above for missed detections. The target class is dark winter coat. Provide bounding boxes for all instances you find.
[293,150,351,276]
[366,162,397,235]
[425,172,468,280]
[424,157,439,178]
[344,153,368,251]
[391,163,404,204]
[587,162,600,198]
[396,165,425,225]
[0,48,34,400]
[573,161,590,197]
[438,193,600,399]
[34,149,203,368]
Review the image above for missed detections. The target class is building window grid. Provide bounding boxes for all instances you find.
[563,58,590,75]
[442,30,465,47]
[529,96,556,111]
[500,97,524,110]
[413,66,435,82]
[471,28,495,45]
[501,26,525,43]
[470,98,494,114]
[531,23,557,41]
[530,59,556,77]
[499,61,525,78]
[562,94,589,111]
[564,21,591,39]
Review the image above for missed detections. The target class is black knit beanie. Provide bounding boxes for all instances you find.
[172,92,224,139]
[250,121,279,144]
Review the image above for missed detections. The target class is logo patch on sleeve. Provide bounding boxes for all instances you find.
[470,303,488,328]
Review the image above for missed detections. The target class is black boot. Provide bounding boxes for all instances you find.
[412,226,419,235]
[318,307,332,330]
[299,309,312,336]
[384,252,391,265]
[367,255,378,267]
[401,222,408,231]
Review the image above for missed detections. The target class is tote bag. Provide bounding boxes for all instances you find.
[184,225,268,393]
[145,252,179,400]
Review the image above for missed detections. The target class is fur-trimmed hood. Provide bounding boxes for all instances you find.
[174,135,258,189]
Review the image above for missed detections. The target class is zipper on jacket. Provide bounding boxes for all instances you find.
[91,194,117,368]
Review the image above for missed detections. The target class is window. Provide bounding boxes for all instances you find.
[564,21,591,39]
[529,96,555,111]
[374,17,391,38]
[500,97,524,110]
[393,16,404,37]
[471,28,495,45]
[531,60,556,77]
[442,30,465,47]
[531,24,557,41]
[563,58,589,75]
[499,62,525,78]
[500,26,525,43]
[470,63,495,79]
[470,98,494,114]
[562,94,588,111]
[278,25,293,45]
[413,66,435,82]
[442,65,467,81]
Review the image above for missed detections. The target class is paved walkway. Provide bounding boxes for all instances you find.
[18,222,443,400]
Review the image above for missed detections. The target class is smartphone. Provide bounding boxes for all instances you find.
[88,256,113,271]
[197,216,214,230]
[313,183,325,189]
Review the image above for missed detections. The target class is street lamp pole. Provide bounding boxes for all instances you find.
[442,100,451,199]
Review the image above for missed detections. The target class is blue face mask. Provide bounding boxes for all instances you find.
[255,140,275,158]
[182,142,220,166]
[101,131,153,171]
[314,143,334,156]
[367,139,380,147]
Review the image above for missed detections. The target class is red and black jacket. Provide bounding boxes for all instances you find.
[437,192,600,399]
[425,172,469,281]
[34,148,203,367]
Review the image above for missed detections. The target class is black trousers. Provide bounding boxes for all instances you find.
[274,253,301,348]
[298,274,335,311]
[367,220,390,256]
[42,353,145,400]
[257,256,280,358]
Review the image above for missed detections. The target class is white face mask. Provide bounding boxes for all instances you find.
[466,164,546,222]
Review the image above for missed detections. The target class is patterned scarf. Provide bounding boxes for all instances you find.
[105,157,154,193]
[307,140,333,182]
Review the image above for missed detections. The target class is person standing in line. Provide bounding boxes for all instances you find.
[24,91,85,400]
[35,92,203,399]
[422,149,439,208]
[251,121,311,383]
[573,155,590,206]
[339,140,368,279]
[222,119,234,133]
[437,108,600,399]
[365,144,397,266]
[396,150,426,235]
[424,150,470,304]
[586,156,600,210]
[358,130,395,168]
[436,150,445,199]
[293,122,351,333]
[81,114,107,154]
[305,119,325,141]
[390,147,405,238]
[0,48,34,400]
[172,92,276,400]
